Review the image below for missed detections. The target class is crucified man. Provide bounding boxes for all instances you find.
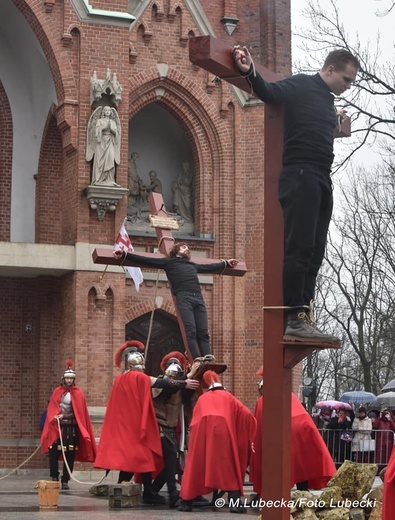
[113,243,239,369]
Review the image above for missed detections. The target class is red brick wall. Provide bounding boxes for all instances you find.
[0,276,61,468]
[35,113,63,243]
[0,81,12,241]
[0,0,303,469]
[90,0,126,11]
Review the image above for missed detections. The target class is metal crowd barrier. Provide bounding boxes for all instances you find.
[317,428,395,467]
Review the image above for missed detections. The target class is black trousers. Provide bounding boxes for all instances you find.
[152,431,178,494]
[48,426,78,483]
[175,292,210,359]
[278,164,333,312]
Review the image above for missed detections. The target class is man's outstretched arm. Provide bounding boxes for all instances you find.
[113,249,169,269]
[196,258,239,274]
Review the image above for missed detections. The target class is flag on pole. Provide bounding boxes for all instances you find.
[114,218,144,291]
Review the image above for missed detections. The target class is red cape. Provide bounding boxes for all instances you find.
[94,370,163,473]
[383,444,395,520]
[250,393,335,494]
[180,389,256,500]
[41,385,97,462]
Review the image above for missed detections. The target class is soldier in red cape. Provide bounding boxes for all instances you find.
[382,444,395,520]
[179,370,256,513]
[94,340,198,504]
[250,367,335,496]
[41,360,97,490]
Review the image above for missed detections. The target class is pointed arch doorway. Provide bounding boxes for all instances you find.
[125,309,184,376]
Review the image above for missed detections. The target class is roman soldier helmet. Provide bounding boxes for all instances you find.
[160,351,187,379]
[115,340,145,372]
[62,360,76,384]
[203,370,223,390]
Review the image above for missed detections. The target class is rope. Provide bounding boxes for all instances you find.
[144,234,174,356]
[153,203,166,215]
[0,445,42,480]
[157,235,175,248]
[56,418,107,486]
[144,270,161,359]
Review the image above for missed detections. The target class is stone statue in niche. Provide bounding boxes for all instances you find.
[86,106,121,187]
[126,154,164,223]
[128,151,144,205]
[141,170,163,201]
[172,161,194,222]
[137,170,163,214]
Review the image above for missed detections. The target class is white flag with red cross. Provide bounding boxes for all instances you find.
[114,218,144,292]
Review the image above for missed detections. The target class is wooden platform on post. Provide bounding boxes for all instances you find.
[283,340,342,370]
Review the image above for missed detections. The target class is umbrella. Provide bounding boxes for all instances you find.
[373,391,395,408]
[339,390,377,404]
[314,400,352,410]
[381,379,395,393]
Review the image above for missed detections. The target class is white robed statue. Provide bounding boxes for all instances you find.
[86,106,121,187]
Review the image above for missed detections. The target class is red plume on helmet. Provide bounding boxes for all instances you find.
[256,366,264,377]
[62,359,76,380]
[160,351,188,371]
[115,340,145,368]
[203,370,220,387]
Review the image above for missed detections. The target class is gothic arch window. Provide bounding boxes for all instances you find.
[125,309,184,376]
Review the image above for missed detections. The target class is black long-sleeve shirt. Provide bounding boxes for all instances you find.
[248,72,338,172]
[124,252,227,295]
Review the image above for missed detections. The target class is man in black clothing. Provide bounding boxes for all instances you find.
[233,47,359,343]
[113,243,238,361]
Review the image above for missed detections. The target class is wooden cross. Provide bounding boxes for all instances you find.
[92,192,247,368]
[189,35,342,519]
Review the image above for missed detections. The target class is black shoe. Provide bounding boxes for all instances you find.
[61,482,70,490]
[51,477,59,482]
[248,492,260,506]
[169,490,179,508]
[193,495,210,506]
[178,499,193,512]
[142,490,166,505]
[230,505,247,514]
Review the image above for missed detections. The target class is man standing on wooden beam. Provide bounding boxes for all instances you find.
[113,244,239,372]
[233,46,359,343]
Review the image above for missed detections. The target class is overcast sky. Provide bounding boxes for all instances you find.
[290,0,394,169]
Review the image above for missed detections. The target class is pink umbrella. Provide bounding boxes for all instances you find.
[314,399,352,410]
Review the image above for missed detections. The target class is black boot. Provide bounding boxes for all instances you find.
[228,491,246,514]
[168,490,179,508]
[142,489,166,505]
[178,499,193,512]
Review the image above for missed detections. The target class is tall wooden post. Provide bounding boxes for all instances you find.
[189,35,342,519]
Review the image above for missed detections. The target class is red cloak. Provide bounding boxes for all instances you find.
[180,389,256,500]
[383,444,395,520]
[250,393,335,494]
[41,385,97,462]
[94,370,163,473]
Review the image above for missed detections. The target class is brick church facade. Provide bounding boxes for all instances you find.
[0,0,300,470]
